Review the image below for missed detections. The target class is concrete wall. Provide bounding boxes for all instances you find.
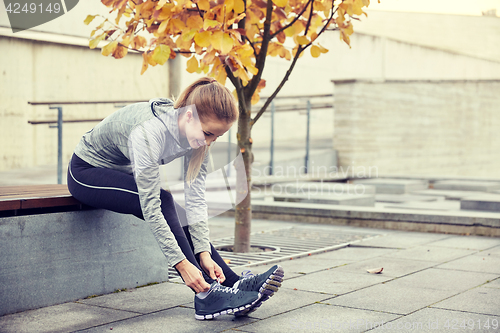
[332,80,500,179]
[0,210,170,316]
[0,36,170,171]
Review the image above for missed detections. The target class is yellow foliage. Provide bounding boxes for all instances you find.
[102,40,118,56]
[84,15,96,25]
[186,56,199,73]
[272,0,288,7]
[152,45,171,65]
[198,0,210,11]
[234,0,245,13]
[310,45,320,58]
[221,33,234,55]
[194,31,211,47]
[203,19,220,30]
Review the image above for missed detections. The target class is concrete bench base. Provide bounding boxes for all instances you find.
[0,210,169,316]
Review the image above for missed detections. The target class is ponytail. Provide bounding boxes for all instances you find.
[175,77,238,186]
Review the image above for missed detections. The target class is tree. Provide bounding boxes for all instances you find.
[86,0,371,252]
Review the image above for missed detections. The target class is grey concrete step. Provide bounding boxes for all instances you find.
[375,194,445,203]
[411,189,489,200]
[273,193,375,207]
[382,200,461,211]
[272,181,376,196]
[461,194,500,212]
[352,178,429,194]
[433,180,500,192]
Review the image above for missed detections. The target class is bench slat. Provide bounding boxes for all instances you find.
[0,185,80,212]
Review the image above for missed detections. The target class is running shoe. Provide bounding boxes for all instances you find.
[194,281,260,320]
[233,264,284,317]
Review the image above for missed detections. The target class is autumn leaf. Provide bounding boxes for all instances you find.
[194,31,211,48]
[101,40,118,56]
[186,56,199,73]
[272,0,288,7]
[221,33,234,55]
[310,45,321,58]
[84,15,96,25]
[89,33,106,49]
[367,267,383,274]
[112,45,128,59]
[152,44,171,65]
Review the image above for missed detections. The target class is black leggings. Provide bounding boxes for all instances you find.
[67,153,239,289]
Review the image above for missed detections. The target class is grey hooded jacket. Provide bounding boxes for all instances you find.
[73,98,210,267]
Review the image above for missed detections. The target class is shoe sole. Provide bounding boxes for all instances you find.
[195,297,260,320]
[234,265,284,317]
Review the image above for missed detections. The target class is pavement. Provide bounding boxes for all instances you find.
[1,217,499,333]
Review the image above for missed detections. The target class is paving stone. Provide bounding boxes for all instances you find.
[307,246,399,261]
[461,194,500,212]
[426,236,500,251]
[238,303,399,333]
[76,306,257,333]
[327,283,454,315]
[355,232,450,249]
[282,268,393,295]
[77,281,194,314]
[0,302,138,333]
[412,189,489,200]
[483,278,500,289]
[433,180,500,192]
[436,254,500,274]
[375,194,445,203]
[382,245,477,263]
[431,286,500,317]
[385,268,498,292]
[477,245,500,258]
[352,178,428,194]
[273,193,375,207]
[273,181,376,196]
[333,256,436,278]
[382,200,461,211]
[370,307,500,332]
[246,287,329,320]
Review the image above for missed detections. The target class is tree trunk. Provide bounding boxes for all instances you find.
[233,98,252,253]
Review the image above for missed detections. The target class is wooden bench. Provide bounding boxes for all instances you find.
[0,184,87,216]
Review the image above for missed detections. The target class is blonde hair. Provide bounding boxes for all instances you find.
[174,77,238,185]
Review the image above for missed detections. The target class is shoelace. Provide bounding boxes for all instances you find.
[240,270,254,281]
[213,283,239,294]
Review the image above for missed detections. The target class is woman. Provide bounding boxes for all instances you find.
[67,77,284,320]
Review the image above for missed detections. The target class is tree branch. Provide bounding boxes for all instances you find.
[303,0,314,35]
[269,0,313,39]
[245,0,273,102]
[251,2,338,128]
[250,45,304,128]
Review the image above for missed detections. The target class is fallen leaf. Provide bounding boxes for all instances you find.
[367,267,383,274]
[223,258,231,264]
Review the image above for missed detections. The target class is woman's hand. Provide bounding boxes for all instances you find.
[199,252,225,284]
[175,259,211,293]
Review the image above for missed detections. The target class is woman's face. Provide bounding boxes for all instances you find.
[185,112,233,149]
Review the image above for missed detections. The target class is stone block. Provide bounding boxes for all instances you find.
[276,181,376,196]
[76,306,257,333]
[461,194,500,212]
[375,194,444,203]
[412,189,487,200]
[371,307,500,332]
[431,286,500,317]
[273,193,375,207]
[427,235,500,251]
[328,283,454,315]
[382,245,476,262]
[77,282,194,314]
[352,178,428,194]
[0,210,170,316]
[0,302,137,333]
[384,268,498,292]
[433,180,500,192]
[240,303,399,333]
[436,254,500,274]
[382,200,461,211]
[333,256,436,278]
